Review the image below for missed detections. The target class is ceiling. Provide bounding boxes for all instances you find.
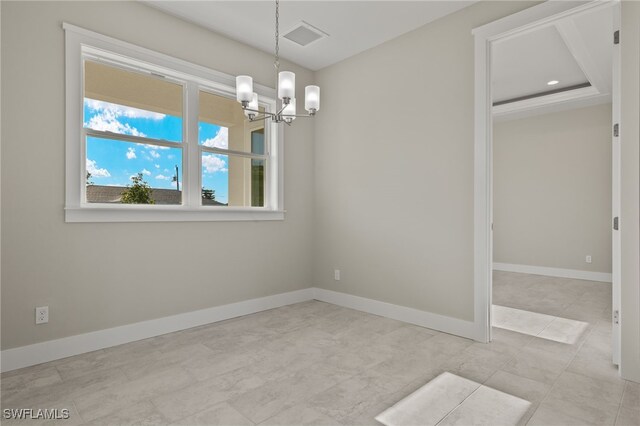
[143,1,477,71]
[492,5,613,120]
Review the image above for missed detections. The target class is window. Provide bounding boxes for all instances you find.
[84,61,184,205]
[198,90,267,208]
[64,24,283,222]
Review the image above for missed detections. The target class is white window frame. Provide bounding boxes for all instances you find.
[64,23,284,222]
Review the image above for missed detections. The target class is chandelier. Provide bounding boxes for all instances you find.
[235,0,320,125]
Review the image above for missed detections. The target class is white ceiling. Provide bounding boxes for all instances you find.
[492,26,588,104]
[492,5,613,120]
[144,1,477,71]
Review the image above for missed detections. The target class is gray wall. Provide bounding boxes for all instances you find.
[0,1,315,349]
[312,1,537,322]
[493,104,612,274]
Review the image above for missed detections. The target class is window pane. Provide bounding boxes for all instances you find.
[86,137,183,205]
[199,90,265,153]
[201,153,265,207]
[84,61,183,142]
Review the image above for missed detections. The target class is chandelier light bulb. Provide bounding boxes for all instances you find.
[283,98,297,122]
[278,71,296,100]
[236,75,254,103]
[244,93,259,118]
[305,85,320,112]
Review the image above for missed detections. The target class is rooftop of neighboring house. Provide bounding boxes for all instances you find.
[85,185,227,206]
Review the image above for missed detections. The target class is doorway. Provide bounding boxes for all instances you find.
[473,0,621,371]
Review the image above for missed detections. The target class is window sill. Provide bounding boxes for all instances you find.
[65,207,285,223]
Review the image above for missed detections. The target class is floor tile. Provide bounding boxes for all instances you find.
[616,406,640,426]
[73,367,194,421]
[493,305,555,336]
[437,385,531,426]
[622,381,640,409]
[0,365,62,394]
[259,404,343,426]
[229,368,340,424]
[151,364,266,422]
[85,401,168,425]
[527,403,599,426]
[440,345,513,383]
[483,370,550,404]
[538,317,590,345]
[501,345,572,384]
[375,372,480,426]
[172,402,254,426]
[2,367,129,409]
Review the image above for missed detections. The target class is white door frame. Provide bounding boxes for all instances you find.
[472,0,621,370]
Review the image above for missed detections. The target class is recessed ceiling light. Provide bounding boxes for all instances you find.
[547,80,559,86]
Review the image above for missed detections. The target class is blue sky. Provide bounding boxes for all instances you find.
[84,99,229,203]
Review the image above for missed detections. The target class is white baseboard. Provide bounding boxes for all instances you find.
[312,288,478,340]
[0,288,314,373]
[493,262,612,283]
[1,287,480,373]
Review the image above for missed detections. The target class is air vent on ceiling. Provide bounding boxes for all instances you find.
[283,21,328,47]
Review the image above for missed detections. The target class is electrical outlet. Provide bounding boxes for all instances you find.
[334,269,341,281]
[35,306,48,324]
[586,255,592,264]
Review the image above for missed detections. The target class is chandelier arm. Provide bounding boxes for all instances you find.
[242,107,274,115]
[276,104,290,115]
[248,115,269,122]
[288,113,317,118]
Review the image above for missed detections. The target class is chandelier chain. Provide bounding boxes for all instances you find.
[274,0,280,71]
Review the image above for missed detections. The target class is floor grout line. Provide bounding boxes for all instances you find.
[433,382,484,426]
[613,381,628,426]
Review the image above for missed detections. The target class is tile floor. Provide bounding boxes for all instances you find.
[376,372,531,426]
[1,271,638,425]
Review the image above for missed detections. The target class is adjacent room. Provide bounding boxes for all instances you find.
[491,4,615,365]
[2,1,639,425]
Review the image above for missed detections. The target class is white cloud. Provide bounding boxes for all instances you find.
[85,99,165,120]
[155,174,170,180]
[84,98,170,138]
[141,168,151,176]
[167,154,175,160]
[149,150,160,159]
[126,147,136,160]
[86,159,111,178]
[85,113,146,137]
[202,127,228,149]
[202,154,228,174]
[154,164,160,169]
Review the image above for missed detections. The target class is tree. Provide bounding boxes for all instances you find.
[86,172,94,186]
[121,173,155,204]
[202,187,216,201]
